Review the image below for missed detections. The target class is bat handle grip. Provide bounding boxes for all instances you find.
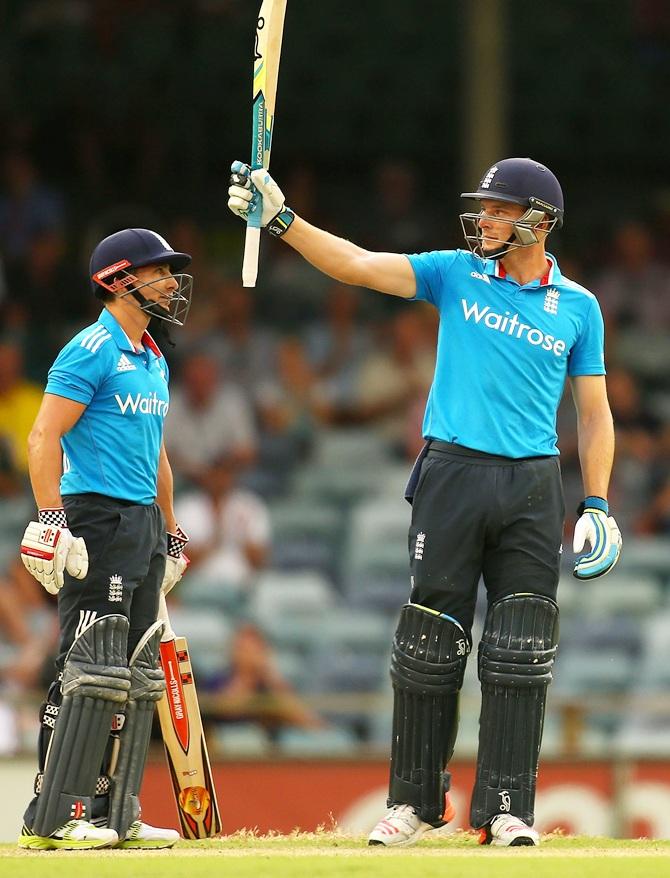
[242,225,261,287]
[157,593,176,641]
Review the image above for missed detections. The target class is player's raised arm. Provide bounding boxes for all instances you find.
[228,162,416,299]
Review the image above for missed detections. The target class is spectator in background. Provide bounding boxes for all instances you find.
[194,279,279,397]
[5,228,82,328]
[0,151,65,268]
[256,337,329,440]
[174,454,271,606]
[605,368,664,533]
[304,282,372,411]
[206,623,325,735]
[0,339,43,482]
[0,566,58,691]
[345,309,435,456]
[637,477,670,535]
[363,159,438,254]
[594,221,670,332]
[250,337,326,496]
[165,349,257,483]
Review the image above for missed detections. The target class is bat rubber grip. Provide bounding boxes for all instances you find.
[243,226,261,287]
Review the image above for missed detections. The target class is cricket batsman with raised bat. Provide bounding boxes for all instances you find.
[18,228,192,850]
[228,157,622,846]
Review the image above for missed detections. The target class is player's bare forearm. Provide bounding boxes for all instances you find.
[156,443,178,532]
[576,407,615,499]
[27,422,65,509]
[570,375,614,499]
[283,215,416,298]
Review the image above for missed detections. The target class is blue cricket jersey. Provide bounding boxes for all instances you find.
[407,249,605,458]
[46,308,170,504]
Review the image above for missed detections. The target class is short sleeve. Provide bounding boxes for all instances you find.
[568,296,606,376]
[45,342,107,404]
[406,250,461,307]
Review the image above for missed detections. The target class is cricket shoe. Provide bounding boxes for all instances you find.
[114,819,180,849]
[479,814,540,847]
[368,795,456,847]
[18,819,118,850]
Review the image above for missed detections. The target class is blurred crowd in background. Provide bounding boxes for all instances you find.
[1,0,670,760]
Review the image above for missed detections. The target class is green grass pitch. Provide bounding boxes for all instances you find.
[4,832,670,878]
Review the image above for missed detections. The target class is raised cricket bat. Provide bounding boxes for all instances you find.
[156,593,222,839]
[242,0,288,288]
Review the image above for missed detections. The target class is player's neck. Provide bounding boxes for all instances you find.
[500,245,549,286]
[105,301,150,349]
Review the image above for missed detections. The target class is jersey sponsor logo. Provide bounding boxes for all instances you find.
[80,325,112,353]
[470,271,491,284]
[116,353,136,372]
[461,298,567,357]
[114,391,169,417]
[543,287,560,314]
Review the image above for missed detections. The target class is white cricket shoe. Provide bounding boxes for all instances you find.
[481,814,540,847]
[18,819,118,850]
[367,804,436,847]
[115,819,179,850]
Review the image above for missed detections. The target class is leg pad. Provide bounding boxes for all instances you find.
[389,603,469,825]
[32,615,131,837]
[108,621,165,837]
[470,594,559,829]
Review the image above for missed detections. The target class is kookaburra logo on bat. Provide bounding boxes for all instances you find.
[254,17,265,60]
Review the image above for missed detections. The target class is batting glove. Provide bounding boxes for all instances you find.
[161,524,190,595]
[573,496,622,580]
[228,161,295,236]
[20,508,89,595]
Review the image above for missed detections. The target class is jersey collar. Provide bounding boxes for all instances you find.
[486,253,561,288]
[99,308,164,358]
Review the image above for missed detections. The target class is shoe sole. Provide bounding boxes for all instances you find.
[18,836,115,851]
[115,840,178,850]
[488,835,539,847]
[368,825,431,848]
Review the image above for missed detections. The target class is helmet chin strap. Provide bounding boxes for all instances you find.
[481,229,517,261]
[130,288,172,320]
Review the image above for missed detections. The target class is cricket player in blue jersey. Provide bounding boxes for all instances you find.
[228,157,622,847]
[18,228,193,850]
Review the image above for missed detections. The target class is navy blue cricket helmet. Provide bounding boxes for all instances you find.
[460,158,564,259]
[90,228,193,325]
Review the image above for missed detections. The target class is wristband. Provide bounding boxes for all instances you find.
[267,207,295,237]
[577,496,609,516]
[167,525,189,559]
[38,507,68,528]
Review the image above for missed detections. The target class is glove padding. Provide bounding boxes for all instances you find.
[161,526,190,596]
[573,500,622,580]
[228,161,286,226]
[20,521,89,595]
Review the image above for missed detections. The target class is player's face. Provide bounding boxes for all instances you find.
[132,263,179,306]
[477,200,525,252]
